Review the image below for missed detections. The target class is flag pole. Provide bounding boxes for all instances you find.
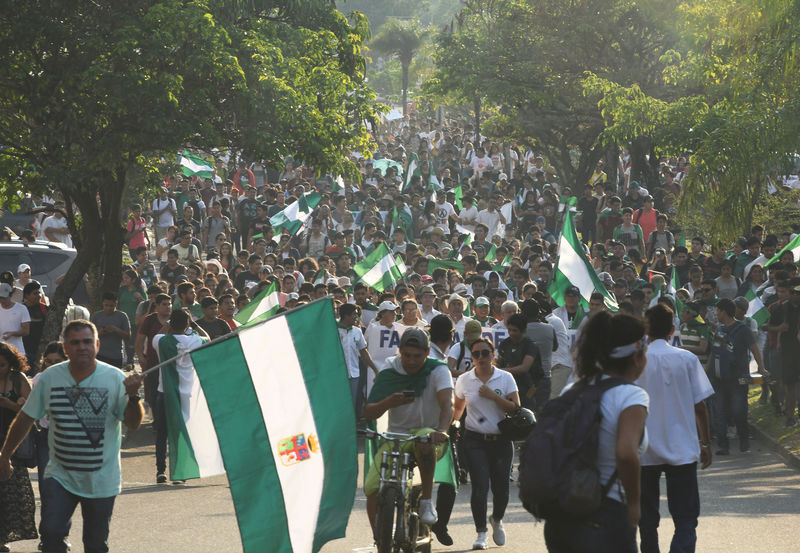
[138,296,335,377]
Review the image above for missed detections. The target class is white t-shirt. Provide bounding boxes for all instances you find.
[457,205,479,231]
[562,379,649,504]
[469,155,493,177]
[451,315,473,344]
[382,355,454,433]
[339,325,367,379]
[636,340,713,466]
[446,340,473,374]
[41,215,72,247]
[455,367,518,434]
[476,209,502,238]
[419,306,441,324]
[547,312,573,368]
[435,201,455,234]
[364,321,407,395]
[0,302,31,354]
[152,198,176,227]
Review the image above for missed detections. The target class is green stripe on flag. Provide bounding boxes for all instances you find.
[353,242,403,292]
[179,150,214,178]
[745,288,770,325]
[427,259,464,275]
[453,185,463,210]
[270,191,322,237]
[191,337,290,553]
[765,233,800,267]
[234,281,280,326]
[287,301,357,551]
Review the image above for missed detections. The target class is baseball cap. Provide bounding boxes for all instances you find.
[475,296,490,307]
[420,285,435,296]
[378,300,398,313]
[0,271,13,286]
[464,319,483,338]
[0,283,13,298]
[399,327,430,351]
[498,172,508,181]
[565,285,581,296]
[17,264,31,273]
[453,283,469,294]
[326,277,339,286]
[288,292,300,300]
[642,195,653,202]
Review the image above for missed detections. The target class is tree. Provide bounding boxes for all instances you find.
[425,0,678,188]
[586,0,800,240]
[0,0,380,343]
[370,18,430,115]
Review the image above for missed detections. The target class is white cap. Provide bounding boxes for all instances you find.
[288,292,300,300]
[498,172,508,181]
[0,283,12,298]
[378,300,398,312]
[326,277,339,286]
[17,263,31,273]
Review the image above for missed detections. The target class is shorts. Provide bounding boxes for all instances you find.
[364,427,448,496]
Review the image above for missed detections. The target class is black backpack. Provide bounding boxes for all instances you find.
[518,377,625,520]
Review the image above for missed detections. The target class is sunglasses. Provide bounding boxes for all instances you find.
[471,349,493,359]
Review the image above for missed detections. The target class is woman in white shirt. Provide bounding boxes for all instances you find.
[453,338,520,550]
[543,312,649,553]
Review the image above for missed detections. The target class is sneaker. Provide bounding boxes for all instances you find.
[418,499,437,526]
[431,523,453,546]
[489,516,506,546]
[156,472,167,484]
[472,532,488,550]
[172,479,186,485]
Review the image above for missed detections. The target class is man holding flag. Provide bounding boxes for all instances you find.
[364,328,454,534]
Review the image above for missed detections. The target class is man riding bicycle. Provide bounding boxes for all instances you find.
[364,328,454,532]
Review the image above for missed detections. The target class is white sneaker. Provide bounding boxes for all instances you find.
[489,516,506,546]
[418,499,437,526]
[472,532,488,550]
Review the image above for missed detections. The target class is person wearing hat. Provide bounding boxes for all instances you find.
[364,328,454,532]
[447,319,484,377]
[363,300,405,396]
[418,285,441,324]
[446,293,473,344]
[552,285,588,332]
[473,296,497,327]
[0,274,31,357]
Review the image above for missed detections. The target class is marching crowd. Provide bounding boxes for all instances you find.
[0,111,798,552]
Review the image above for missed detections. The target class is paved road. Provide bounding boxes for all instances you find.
[7,420,800,553]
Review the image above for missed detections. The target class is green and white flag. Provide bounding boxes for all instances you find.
[270,191,322,237]
[159,333,224,482]
[189,299,357,553]
[179,150,214,178]
[312,270,327,285]
[453,185,464,210]
[549,210,618,311]
[332,175,346,195]
[234,282,280,327]
[402,153,420,192]
[744,288,770,325]
[765,233,800,267]
[395,254,408,277]
[484,243,497,263]
[353,242,403,292]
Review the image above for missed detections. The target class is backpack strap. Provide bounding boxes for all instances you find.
[456,341,468,372]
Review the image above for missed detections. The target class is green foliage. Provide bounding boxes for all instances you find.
[337,0,461,31]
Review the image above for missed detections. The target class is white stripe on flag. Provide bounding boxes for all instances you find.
[239,320,323,553]
[181,157,212,174]
[246,292,280,323]
[361,253,398,287]
[557,239,595,302]
[179,363,225,477]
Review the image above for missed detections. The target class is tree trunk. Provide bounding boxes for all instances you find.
[473,95,481,141]
[402,61,409,116]
[95,166,128,307]
[604,144,620,191]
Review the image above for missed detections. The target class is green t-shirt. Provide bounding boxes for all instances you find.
[23,361,128,498]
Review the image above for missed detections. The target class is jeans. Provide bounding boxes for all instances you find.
[348,377,361,417]
[711,379,748,451]
[639,463,700,553]
[544,497,637,553]
[154,391,168,474]
[40,477,116,553]
[534,376,552,415]
[462,433,513,532]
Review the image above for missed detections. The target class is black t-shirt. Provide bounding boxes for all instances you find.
[237,198,261,225]
[23,302,47,361]
[196,318,233,340]
[233,270,259,292]
[770,301,800,355]
[703,257,724,280]
[160,263,187,286]
[497,336,541,393]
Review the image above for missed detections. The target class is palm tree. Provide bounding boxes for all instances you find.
[370,18,429,116]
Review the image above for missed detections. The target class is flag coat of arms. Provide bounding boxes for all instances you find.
[182,299,357,553]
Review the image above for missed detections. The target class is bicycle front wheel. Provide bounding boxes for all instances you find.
[376,486,403,553]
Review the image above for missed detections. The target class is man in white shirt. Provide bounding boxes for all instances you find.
[151,187,177,243]
[418,285,441,324]
[363,301,405,394]
[434,190,456,236]
[475,196,507,239]
[637,304,713,553]
[0,282,30,354]
[457,195,479,232]
[41,206,73,247]
[338,303,379,415]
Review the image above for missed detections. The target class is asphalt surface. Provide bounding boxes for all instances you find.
[6,418,800,553]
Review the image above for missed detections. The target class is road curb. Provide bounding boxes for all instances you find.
[750,423,800,472]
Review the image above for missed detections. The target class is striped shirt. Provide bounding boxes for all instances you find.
[679,321,712,367]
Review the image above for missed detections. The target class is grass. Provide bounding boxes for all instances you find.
[748,385,800,457]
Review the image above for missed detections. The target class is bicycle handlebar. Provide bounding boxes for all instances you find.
[358,428,431,444]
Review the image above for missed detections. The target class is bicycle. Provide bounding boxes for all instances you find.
[361,428,435,553]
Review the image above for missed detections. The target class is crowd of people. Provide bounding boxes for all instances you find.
[0,111,798,552]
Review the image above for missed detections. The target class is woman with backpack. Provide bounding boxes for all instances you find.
[452,337,521,550]
[542,312,649,553]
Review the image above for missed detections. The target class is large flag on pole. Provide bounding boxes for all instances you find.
[402,153,420,192]
[189,299,357,553]
[765,234,800,267]
[352,242,404,292]
[744,288,770,325]
[179,150,214,178]
[234,282,280,326]
[270,191,322,237]
[549,210,618,311]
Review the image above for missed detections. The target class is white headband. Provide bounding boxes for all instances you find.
[609,339,645,359]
